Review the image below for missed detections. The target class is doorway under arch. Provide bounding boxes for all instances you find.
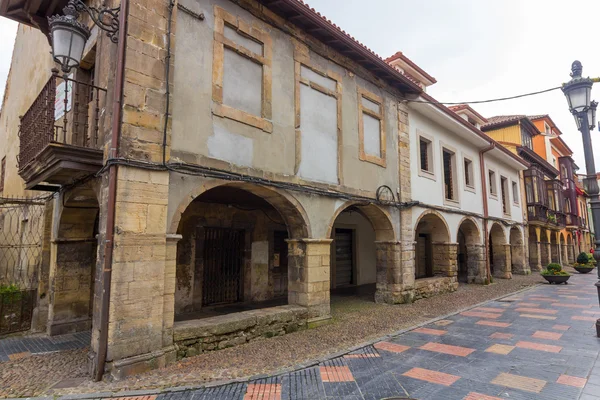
[489,223,510,279]
[414,211,452,280]
[49,186,99,335]
[456,218,484,283]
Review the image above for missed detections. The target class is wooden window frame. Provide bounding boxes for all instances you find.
[212,6,273,133]
[500,175,510,216]
[463,156,475,193]
[417,130,435,180]
[357,87,386,167]
[488,168,498,198]
[512,180,519,206]
[293,40,343,184]
[441,144,459,206]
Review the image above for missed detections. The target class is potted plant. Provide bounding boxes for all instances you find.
[541,263,571,284]
[573,252,596,274]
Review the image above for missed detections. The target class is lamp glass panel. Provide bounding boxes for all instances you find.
[68,32,86,68]
[52,28,73,64]
[568,85,590,112]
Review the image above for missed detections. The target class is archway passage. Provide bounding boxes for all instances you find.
[414,212,452,280]
[328,204,395,303]
[49,186,99,335]
[510,227,527,275]
[489,223,511,279]
[457,219,484,284]
[174,184,308,320]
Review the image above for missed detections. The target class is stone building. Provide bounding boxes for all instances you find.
[0,0,527,379]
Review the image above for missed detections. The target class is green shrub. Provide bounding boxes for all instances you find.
[547,263,562,273]
[577,252,591,264]
[587,253,596,263]
[0,284,22,305]
[541,269,570,276]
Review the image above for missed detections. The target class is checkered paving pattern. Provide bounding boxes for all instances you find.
[0,330,90,362]
[147,273,600,400]
[6,273,599,399]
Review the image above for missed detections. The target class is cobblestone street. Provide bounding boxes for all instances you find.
[1,272,600,399]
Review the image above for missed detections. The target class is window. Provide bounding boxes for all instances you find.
[418,134,433,176]
[488,170,497,196]
[512,180,519,205]
[212,6,273,132]
[442,149,457,201]
[357,88,386,167]
[0,156,5,194]
[521,127,533,149]
[501,176,510,214]
[463,157,474,190]
[544,122,551,135]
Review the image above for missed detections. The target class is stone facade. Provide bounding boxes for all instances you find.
[0,0,529,380]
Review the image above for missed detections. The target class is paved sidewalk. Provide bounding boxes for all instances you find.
[2,273,599,399]
[110,273,599,400]
[0,331,89,362]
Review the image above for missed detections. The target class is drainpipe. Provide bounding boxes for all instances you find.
[479,142,496,283]
[95,0,128,382]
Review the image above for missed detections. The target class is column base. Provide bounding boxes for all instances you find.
[48,317,92,336]
[102,345,177,380]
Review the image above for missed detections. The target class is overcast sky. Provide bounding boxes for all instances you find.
[1,0,599,171]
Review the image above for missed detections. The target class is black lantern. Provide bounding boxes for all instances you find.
[48,5,90,73]
[562,60,593,114]
[48,0,120,73]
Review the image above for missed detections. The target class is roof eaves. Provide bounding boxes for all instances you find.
[259,0,423,95]
[420,93,529,168]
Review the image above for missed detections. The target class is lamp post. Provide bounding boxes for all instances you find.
[562,60,600,336]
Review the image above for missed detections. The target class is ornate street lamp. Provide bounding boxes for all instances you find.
[48,0,120,73]
[562,60,600,336]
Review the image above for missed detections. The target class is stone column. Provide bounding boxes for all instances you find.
[511,242,529,275]
[163,234,181,348]
[432,242,458,278]
[540,241,551,267]
[561,244,569,265]
[287,239,331,325]
[466,244,486,284]
[492,243,512,279]
[529,241,542,272]
[551,242,560,264]
[373,241,403,304]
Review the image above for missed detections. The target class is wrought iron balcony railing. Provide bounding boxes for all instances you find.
[18,72,106,170]
[527,203,566,227]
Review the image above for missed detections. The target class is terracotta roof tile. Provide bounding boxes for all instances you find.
[384,51,437,84]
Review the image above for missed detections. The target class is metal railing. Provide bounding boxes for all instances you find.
[527,203,566,227]
[18,72,106,169]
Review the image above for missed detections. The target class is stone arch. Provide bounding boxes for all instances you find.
[414,210,453,280]
[489,222,511,279]
[327,201,396,242]
[172,181,327,323]
[510,226,528,275]
[414,210,450,243]
[327,202,397,303]
[49,184,100,335]
[170,180,311,239]
[456,217,485,284]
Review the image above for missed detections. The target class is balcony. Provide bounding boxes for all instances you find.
[527,203,566,228]
[18,73,105,190]
[566,213,583,228]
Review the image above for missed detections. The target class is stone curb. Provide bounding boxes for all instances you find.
[53,283,540,400]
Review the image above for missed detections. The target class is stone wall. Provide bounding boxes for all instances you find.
[174,305,307,358]
[412,276,458,301]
